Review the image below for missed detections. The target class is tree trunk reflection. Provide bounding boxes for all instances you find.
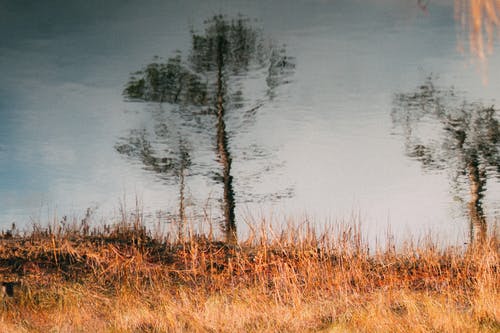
[392,77,499,245]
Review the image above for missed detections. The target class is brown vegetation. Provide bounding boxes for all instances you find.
[0,217,498,332]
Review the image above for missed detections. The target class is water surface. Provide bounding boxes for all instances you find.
[1,0,499,243]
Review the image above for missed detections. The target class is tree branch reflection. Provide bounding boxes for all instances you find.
[393,77,500,244]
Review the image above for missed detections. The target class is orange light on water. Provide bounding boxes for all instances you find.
[454,0,500,84]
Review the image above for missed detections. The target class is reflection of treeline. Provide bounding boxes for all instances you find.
[120,15,295,242]
[392,77,500,244]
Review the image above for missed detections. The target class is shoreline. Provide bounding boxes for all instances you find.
[0,220,498,332]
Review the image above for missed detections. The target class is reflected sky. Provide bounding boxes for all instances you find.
[1,0,499,243]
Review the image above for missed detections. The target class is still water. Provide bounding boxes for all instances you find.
[1,0,499,243]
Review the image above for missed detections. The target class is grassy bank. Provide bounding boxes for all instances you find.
[0,218,498,332]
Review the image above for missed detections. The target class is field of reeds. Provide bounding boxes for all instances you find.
[0,215,498,333]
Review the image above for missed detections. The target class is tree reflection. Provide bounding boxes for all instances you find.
[454,0,500,84]
[125,53,208,105]
[115,124,191,236]
[121,15,294,242]
[420,0,500,83]
[392,77,500,244]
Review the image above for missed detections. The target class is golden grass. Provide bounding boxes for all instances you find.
[0,219,498,332]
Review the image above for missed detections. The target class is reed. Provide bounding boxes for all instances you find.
[0,215,498,332]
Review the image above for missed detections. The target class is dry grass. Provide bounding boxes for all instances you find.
[0,217,498,332]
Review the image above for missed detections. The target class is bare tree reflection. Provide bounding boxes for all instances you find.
[418,1,500,83]
[393,77,500,244]
[121,15,294,242]
[115,125,191,236]
[454,0,500,84]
